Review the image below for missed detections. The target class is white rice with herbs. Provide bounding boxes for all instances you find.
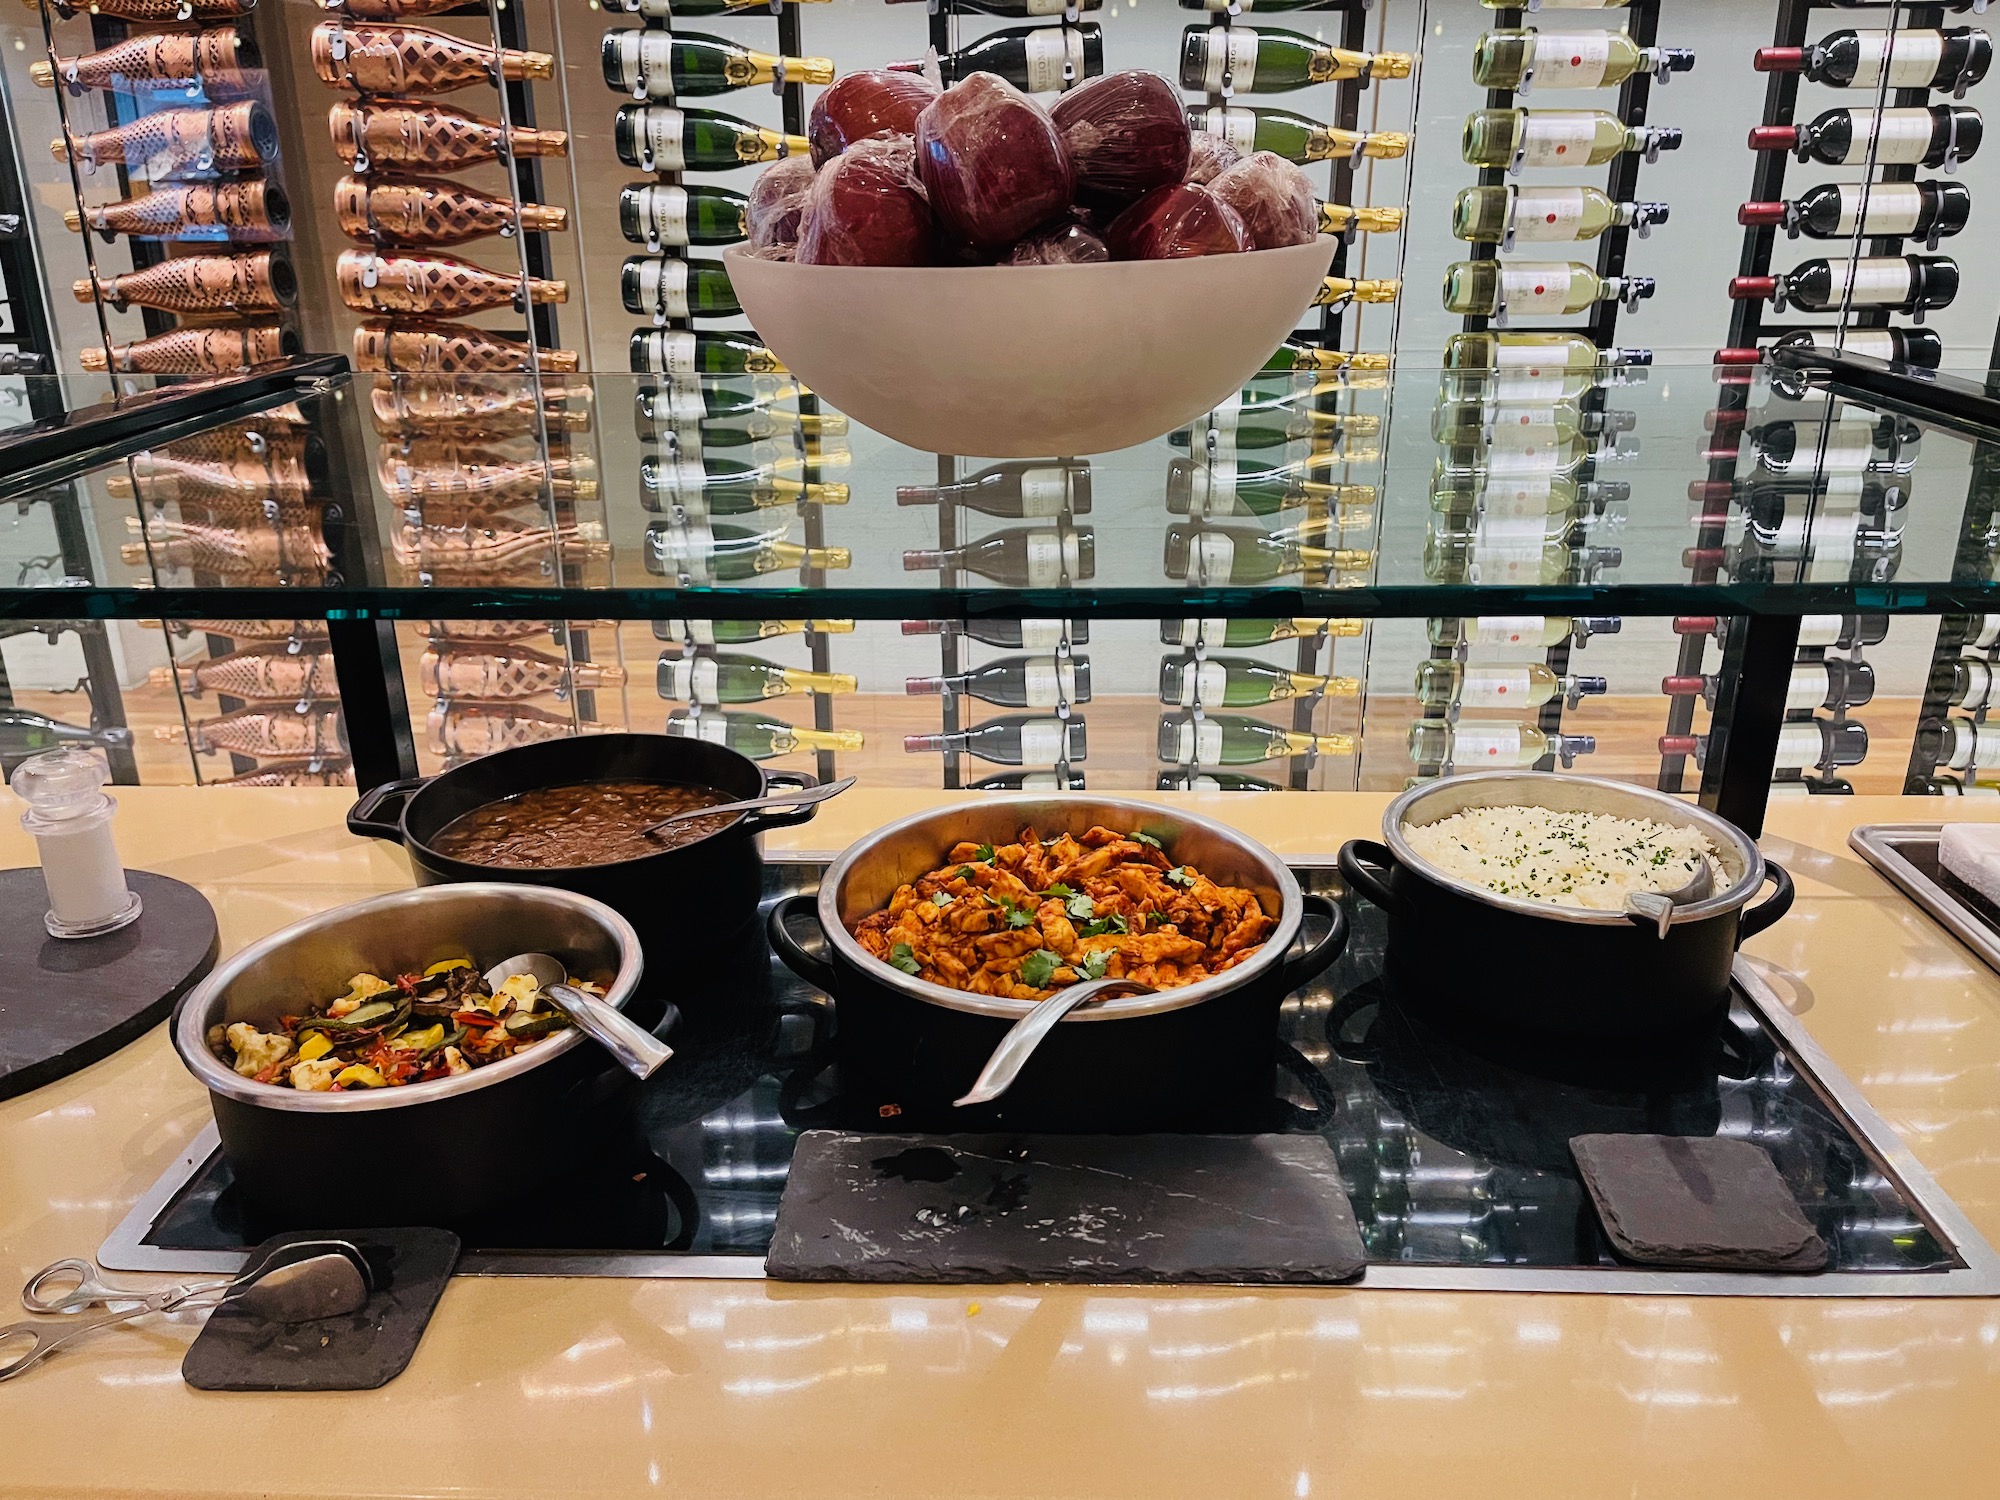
[1402,806,1723,911]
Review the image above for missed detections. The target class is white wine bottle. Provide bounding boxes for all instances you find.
[1408,720,1596,769]
[1463,108,1681,172]
[1427,616,1620,649]
[1431,470,1629,522]
[1164,523,1370,584]
[1452,184,1668,247]
[1442,259,1654,318]
[1472,30,1694,91]
[1414,660,1607,711]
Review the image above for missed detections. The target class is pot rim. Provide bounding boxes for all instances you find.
[1381,771,1766,927]
[813,794,1304,1021]
[171,882,645,1114]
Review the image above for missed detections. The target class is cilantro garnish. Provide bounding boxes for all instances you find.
[1080,913,1128,938]
[954,866,976,881]
[1019,950,1060,988]
[1081,950,1111,981]
[931,892,955,909]
[889,943,920,975]
[1130,831,1162,849]
[1043,883,1074,899]
[1166,868,1196,888]
[1065,892,1095,921]
[973,843,996,862]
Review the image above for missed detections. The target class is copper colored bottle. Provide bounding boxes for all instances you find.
[64,182,288,240]
[108,448,315,506]
[311,21,554,94]
[212,758,354,787]
[421,645,626,700]
[32,31,256,93]
[82,325,299,374]
[328,98,568,172]
[56,102,277,176]
[76,252,294,315]
[322,0,479,16]
[378,450,599,506]
[36,0,256,19]
[159,703,346,757]
[426,701,607,759]
[426,619,599,645]
[392,520,608,577]
[124,518,330,576]
[151,643,335,699]
[370,377,592,438]
[150,619,328,644]
[337,249,567,315]
[159,423,322,471]
[335,172,566,248]
[354,319,577,374]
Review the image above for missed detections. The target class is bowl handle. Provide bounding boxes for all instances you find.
[346,776,428,842]
[741,770,821,835]
[767,893,837,992]
[1337,839,1403,916]
[1277,892,1348,990]
[1737,862,1795,942]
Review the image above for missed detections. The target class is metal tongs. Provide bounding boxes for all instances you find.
[1625,861,1715,940]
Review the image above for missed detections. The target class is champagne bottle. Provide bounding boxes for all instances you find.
[76,253,293,315]
[1443,259,1654,317]
[1178,0,1342,10]
[1431,399,1635,448]
[57,102,278,177]
[32,31,255,93]
[148,619,328,644]
[1729,256,1959,317]
[1662,659,1874,713]
[83,325,297,375]
[649,412,846,452]
[1739,181,1969,249]
[372,378,593,439]
[1664,722,1868,774]
[213,761,354,789]
[1462,108,1682,171]
[901,619,1088,649]
[0,709,132,756]
[908,655,1092,708]
[647,520,849,581]
[329,99,569,172]
[667,712,861,758]
[420,646,625,699]
[901,24,1103,92]
[1189,106,1410,164]
[1424,529,1621,585]
[392,521,610,580]
[1312,278,1400,310]
[125,518,330,577]
[1472,30,1694,90]
[1179,28,1413,93]
[1672,613,1886,650]
[1749,107,1982,170]
[1159,654,1359,707]
[905,715,1088,766]
[630,328,785,376]
[339,250,566,315]
[110,451,314,506]
[614,0,837,14]
[614,105,809,173]
[1410,721,1596,769]
[654,619,854,645]
[601,30,836,101]
[162,705,345,758]
[354,320,580,374]
[64,182,288,241]
[1317,204,1404,236]
[1156,771,1280,792]
[1414,660,1608,711]
[36,0,251,18]
[1161,618,1362,647]
[640,454,847,513]
[659,653,855,704]
[636,380,806,426]
[1260,344,1391,374]
[620,255,739,320]
[312,22,555,94]
[619,183,749,250]
[904,527,1095,586]
[975,771,1088,791]
[897,461,1091,519]
[1157,713,1354,766]
[428,702,614,759]
[1934,656,2000,711]
[152,645,335,701]
[1171,408,1382,453]
[1164,523,1370,584]
[1166,458,1375,519]
[336,173,568,247]
[1756,29,1992,95]
[1427,616,1620,649]
[322,0,484,16]
[379,451,598,507]
[1452,185,1668,247]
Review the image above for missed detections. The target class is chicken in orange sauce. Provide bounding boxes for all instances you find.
[850,826,1278,999]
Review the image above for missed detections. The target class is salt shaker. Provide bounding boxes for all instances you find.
[11,749,142,939]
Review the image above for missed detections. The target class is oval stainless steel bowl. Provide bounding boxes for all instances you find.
[1384,772,1766,926]
[814,795,1305,1021]
[172,882,643,1113]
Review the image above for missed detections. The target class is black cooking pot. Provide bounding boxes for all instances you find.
[346,733,818,978]
[767,796,1348,1132]
[1336,773,1794,1043]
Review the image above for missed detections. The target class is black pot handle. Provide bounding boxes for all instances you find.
[741,770,821,835]
[1337,839,1403,916]
[346,776,428,842]
[1277,891,1348,990]
[1737,861,1795,942]
[767,893,837,992]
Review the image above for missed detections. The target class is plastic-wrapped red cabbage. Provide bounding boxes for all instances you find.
[1209,150,1317,250]
[1005,221,1110,266]
[1184,132,1242,186]
[747,154,817,253]
[1106,183,1248,260]
[808,70,938,168]
[796,137,935,267]
[915,72,1074,248]
[1047,70,1190,211]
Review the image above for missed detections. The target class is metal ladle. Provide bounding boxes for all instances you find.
[640,776,856,840]
[953,976,1156,1108]
[483,953,674,1080]
[1624,859,1716,940]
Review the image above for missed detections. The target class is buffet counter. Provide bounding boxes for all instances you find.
[3,789,1999,1499]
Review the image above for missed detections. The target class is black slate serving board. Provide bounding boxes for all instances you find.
[766,1132,1367,1285]
[1571,1134,1829,1273]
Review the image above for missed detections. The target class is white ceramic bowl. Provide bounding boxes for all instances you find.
[724,236,1339,458]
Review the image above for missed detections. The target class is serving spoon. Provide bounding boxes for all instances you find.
[1624,860,1715,940]
[641,776,856,840]
[953,976,1156,1108]
[483,953,674,1081]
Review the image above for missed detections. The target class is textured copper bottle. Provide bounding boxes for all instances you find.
[370,377,592,439]
[35,0,256,19]
[151,619,329,645]
[32,31,256,93]
[311,21,553,93]
[426,701,608,759]
[108,448,315,505]
[159,704,345,757]
[421,645,626,700]
[65,181,288,239]
[76,252,294,315]
[425,619,587,645]
[322,0,479,17]
[336,249,566,315]
[124,518,330,576]
[392,520,609,580]
[151,643,335,699]
[159,422,323,470]
[353,319,577,374]
[56,102,277,176]
[379,450,599,507]
[335,173,566,248]
[212,758,354,788]
[328,98,567,172]
[82,325,299,374]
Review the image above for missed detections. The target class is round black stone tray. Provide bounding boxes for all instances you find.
[0,867,219,1103]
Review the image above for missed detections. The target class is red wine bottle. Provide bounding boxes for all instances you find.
[1749,106,1983,170]
[1739,180,1970,249]
[1755,29,1992,96]
[907,654,1092,707]
[1714,328,1944,371]
[1664,721,1867,774]
[1663,658,1875,712]
[903,527,1095,586]
[1673,613,1888,650]
[1730,255,1959,318]
[904,715,1088,765]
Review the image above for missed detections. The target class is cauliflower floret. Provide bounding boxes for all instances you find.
[289,1056,342,1092]
[328,972,393,1018]
[440,1046,472,1076]
[225,1023,291,1079]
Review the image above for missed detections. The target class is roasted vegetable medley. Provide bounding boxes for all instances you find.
[208,959,592,1091]
[851,825,1278,999]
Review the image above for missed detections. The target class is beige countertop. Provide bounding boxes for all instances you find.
[3,789,2000,1498]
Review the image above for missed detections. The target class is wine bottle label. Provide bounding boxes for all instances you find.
[1785,664,1831,713]
[1841,111,1936,164]
[1804,514,1862,582]
[1532,33,1613,89]
[1846,32,1945,90]
[1201,106,1259,154]
[1468,616,1549,647]
[688,715,731,747]
[636,107,687,171]
[649,456,709,494]
[633,256,690,319]
[1795,614,1843,648]
[1483,443,1567,476]
[1775,722,1827,771]
[1466,540,1549,584]
[1824,258,1915,305]
[1201,28,1260,93]
[1016,719,1068,765]
[1017,467,1072,518]
[1458,667,1537,707]
[1957,658,1995,708]
[1205,389,1243,434]
[665,619,717,646]
[1977,615,2000,650]
[1024,28,1085,93]
[1511,187,1588,241]
[1498,264,1575,317]
[1182,720,1224,764]
[1021,659,1075,707]
[1480,472,1557,518]
[644,184,689,246]
[1025,529,1065,587]
[1018,620,1067,652]
[1485,407,1562,453]
[1517,114,1598,167]
[615,32,679,98]
[651,327,698,377]
[1806,426,1881,472]
[1488,370,1569,403]
[1186,459,1237,515]
[1194,533,1236,582]
[1449,724,1525,765]
[1177,661,1228,707]
[1830,182,1924,235]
